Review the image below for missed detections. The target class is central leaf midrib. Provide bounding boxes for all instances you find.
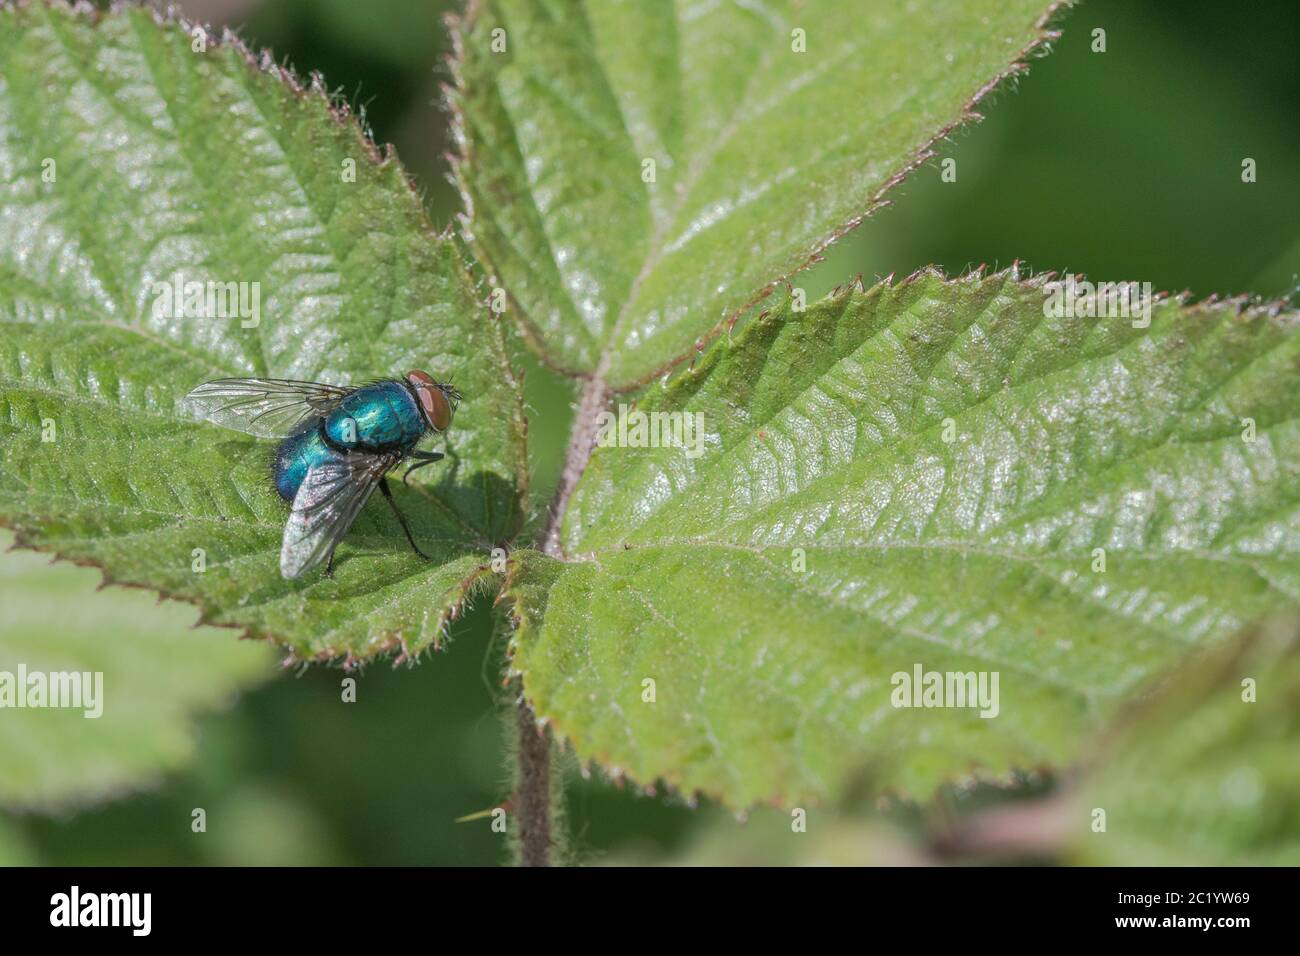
[573,542,1099,709]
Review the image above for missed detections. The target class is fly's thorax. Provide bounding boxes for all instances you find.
[324,382,424,450]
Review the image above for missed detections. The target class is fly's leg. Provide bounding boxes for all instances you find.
[379,478,430,560]
[324,548,337,579]
[401,450,444,488]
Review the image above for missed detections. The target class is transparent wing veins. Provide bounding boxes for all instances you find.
[183,378,353,438]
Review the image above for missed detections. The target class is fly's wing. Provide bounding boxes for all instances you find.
[279,452,401,579]
[183,378,352,438]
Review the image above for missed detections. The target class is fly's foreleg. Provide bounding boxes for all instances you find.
[401,450,444,488]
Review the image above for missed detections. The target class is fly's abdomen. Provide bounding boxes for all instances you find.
[324,382,423,451]
[274,424,343,501]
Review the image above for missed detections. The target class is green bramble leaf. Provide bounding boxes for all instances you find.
[0,530,274,810]
[503,270,1300,806]
[450,0,1066,386]
[0,2,527,663]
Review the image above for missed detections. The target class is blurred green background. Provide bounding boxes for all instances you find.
[1,0,1297,865]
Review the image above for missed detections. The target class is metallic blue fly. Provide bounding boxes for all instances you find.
[184,372,460,579]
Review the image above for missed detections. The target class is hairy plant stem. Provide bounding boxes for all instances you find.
[539,372,616,558]
[513,697,553,866]
[514,372,613,867]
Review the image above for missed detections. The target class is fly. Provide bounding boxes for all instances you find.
[183,371,460,579]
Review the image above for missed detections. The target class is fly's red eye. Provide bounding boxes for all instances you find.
[406,371,455,431]
[425,386,453,432]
